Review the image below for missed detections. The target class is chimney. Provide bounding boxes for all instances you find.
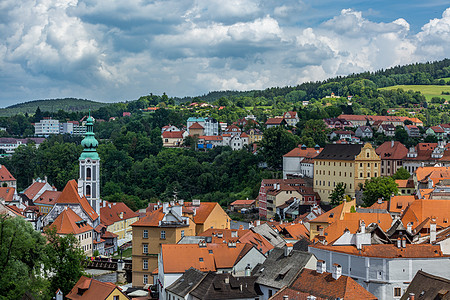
[391,140,394,148]
[409,293,415,300]
[193,199,201,206]
[377,198,382,204]
[179,199,184,206]
[283,296,289,300]
[360,220,366,233]
[273,183,276,189]
[407,222,412,234]
[397,237,401,248]
[307,296,316,300]
[316,260,326,274]
[277,183,280,190]
[245,264,251,276]
[224,276,229,284]
[170,200,174,206]
[430,219,437,243]
[402,237,406,248]
[256,220,261,226]
[332,264,342,280]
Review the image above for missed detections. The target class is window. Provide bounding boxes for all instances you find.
[161,230,166,239]
[143,230,148,238]
[86,185,91,197]
[360,173,363,178]
[367,152,370,158]
[394,287,401,297]
[269,289,273,297]
[181,230,185,238]
[367,172,370,178]
[199,257,204,262]
[360,163,363,167]
[375,163,377,167]
[143,244,148,254]
[114,296,119,300]
[143,275,148,285]
[86,167,91,180]
[143,259,148,270]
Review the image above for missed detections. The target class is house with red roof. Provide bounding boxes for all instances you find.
[162,130,185,147]
[229,199,256,212]
[100,200,139,242]
[33,190,61,215]
[283,144,322,178]
[188,122,205,136]
[23,177,54,201]
[66,276,129,300]
[283,111,300,127]
[0,165,16,188]
[265,118,287,128]
[376,141,408,176]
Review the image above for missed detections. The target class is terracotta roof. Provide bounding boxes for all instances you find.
[395,179,414,188]
[161,244,216,273]
[101,231,119,238]
[238,231,274,254]
[198,135,223,141]
[0,187,15,202]
[66,276,123,300]
[57,180,98,220]
[189,122,204,129]
[376,141,408,160]
[0,165,15,182]
[430,126,445,133]
[415,167,450,185]
[311,243,446,258]
[368,200,389,210]
[309,202,346,224]
[6,204,23,216]
[185,202,219,224]
[287,268,377,300]
[131,208,165,227]
[23,182,46,199]
[100,201,139,226]
[225,125,241,132]
[283,111,298,119]
[401,198,450,230]
[230,199,255,206]
[162,131,183,138]
[265,118,285,125]
[282,223,309,239]
[34,190,61,205]
[240,132,249,138]
[49,207,93,235]
[283,146,323,158]
[270,287,327,300]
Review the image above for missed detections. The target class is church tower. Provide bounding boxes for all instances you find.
[78,113,101,216]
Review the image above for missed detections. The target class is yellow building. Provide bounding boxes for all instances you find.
[265,185,303,219]
[100,201,139,241]
[247,128,263,144]
[33,190,61,216]
[313,143,381,202]
[66,276,129,299]
[131,200,230,287]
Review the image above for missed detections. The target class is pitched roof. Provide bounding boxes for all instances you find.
[314,144,363,161]
[282,223,309,240]
[23,182,46,199]
[185,202,219,224]
[288,268,377,300]
[49,207,93,235]
[395,179,414,188]
[311,243,446,258]
[198,135,223,141]
[265,118,286,125]
[401,198,450,230]
[0,187,15,202]
[251,223,286,248]
[0,165,15,182]
[270,287,327,300]
[100,201,139,226]
[430,126,445,133]
[190,273,260,300]
[57,180,98,220]
[230,199,255,206]
[400,270,450,300]
[34,190,61,205]
[189,122,204,129]
[162,131,184,138]
[254,249,314,289]
[238,230,274,254]
[66,276,123,300]
[198,228,250,243]
[283,146,323,158]
[131,208,165,227]
[165,267,207,297]
[376,141,408,160]
[309,201,347,224]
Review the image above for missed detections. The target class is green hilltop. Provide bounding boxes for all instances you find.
[0,98,112,117]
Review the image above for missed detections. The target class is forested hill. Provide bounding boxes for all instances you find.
[0,98,111,117]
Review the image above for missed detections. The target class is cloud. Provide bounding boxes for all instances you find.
[0,1,450,106]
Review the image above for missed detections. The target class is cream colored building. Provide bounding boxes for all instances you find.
[100,201,139,241]
[265,185,303,219]
[313,143,380,202]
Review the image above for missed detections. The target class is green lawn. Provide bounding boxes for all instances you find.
[379,85,450,101]
[113,248,132,259]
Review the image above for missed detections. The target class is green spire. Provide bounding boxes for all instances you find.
[79,110,100,160]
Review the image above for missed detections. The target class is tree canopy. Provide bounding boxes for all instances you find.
[362,177,398,207]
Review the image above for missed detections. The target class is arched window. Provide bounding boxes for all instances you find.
[86,185,91,197]
[86,168,91,180]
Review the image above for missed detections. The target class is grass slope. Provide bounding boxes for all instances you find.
[0,98,112,117]
[379,85,450,101]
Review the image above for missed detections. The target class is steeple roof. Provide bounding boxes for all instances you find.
[80,111,99,160]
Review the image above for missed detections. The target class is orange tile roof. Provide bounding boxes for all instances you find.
[401,199,450,230]
[288,268,377,300]
[23,182,46,199]
[283,146,323,158]
[395,179,414,188]
[5,204,23,217]
[66,276,122,300]
[0,165,15,182]
[34,190,61,205]
[189,122,204,129]
[368,200,389,210]
[324,212,393,242]
[270,287,327,300]
[230,199,255,206]
[376,141,408,160]
[57,180,98,220]
[198,135,223,141]
[309,202,346,224]
[239,231,274,254]
[162,131,183,138]
[0,187,15,202]
[282,223,309,239]
[162,243,253,273]
[265,118,285,125]
[311,243,445,258]
[49,207,93,235]
[131,208,165,227]
[388,195,416,214]
[100,201,139,226]
[185,202,218,224]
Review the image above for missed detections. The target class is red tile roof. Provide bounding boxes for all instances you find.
[131,208,165,227]
[270,287,327,300]
[49,207,93,235]
[430,126,445,133]
[287,268,377,300]
[23,182,46,199]
[57,180,98,220]
[283,146,323,158]
[282,223,309,239]
[0,165,15,182]
[311,243,445,258]
[230,199,255,206]
[100,201,139,226]
[265,118,285,125]
[34,190,61,205]
[401,198,450,230]
[338,114,422,125]
[239,231,274,254]
[198,135,223,141]
[162,131,184,138]
[0,187,15,202]
[395,179,414,188]
[376,141,408,160]
[66,276,123,300]
[189,122,204,129]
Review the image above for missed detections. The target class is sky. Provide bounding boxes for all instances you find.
[1,0,450,108]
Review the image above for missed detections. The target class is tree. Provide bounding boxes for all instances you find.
[329,182,346,207]
[300,119,328,146]
[0,215,48,299]
[392,167,411,180]
[363,177,398,207]
[259,126,299,169]
[44,227,86,296]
